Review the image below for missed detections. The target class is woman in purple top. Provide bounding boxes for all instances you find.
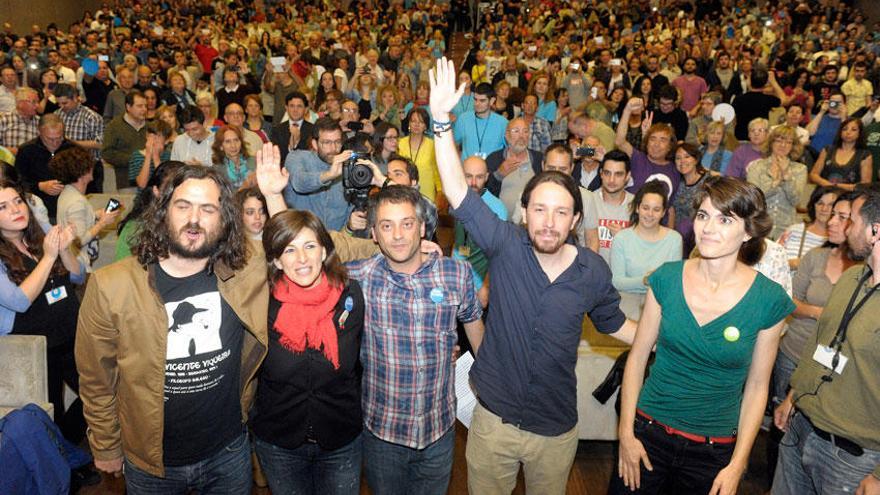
[616,97,681,226]
[726,118,770,179]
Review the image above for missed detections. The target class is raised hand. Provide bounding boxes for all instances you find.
[641,111,654,134]
[429,57,466,121]
[255,142,289,196]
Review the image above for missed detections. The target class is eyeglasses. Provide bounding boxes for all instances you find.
[342,108,358,114]
[318,139,343,146]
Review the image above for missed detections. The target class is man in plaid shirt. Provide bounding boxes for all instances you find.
[55,84,104,192]
[0,88,39,154]
[347,185,484,495]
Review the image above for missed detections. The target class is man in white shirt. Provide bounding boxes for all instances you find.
[583,150,634,264]
[170,107,215,166]
[0,66,19,114]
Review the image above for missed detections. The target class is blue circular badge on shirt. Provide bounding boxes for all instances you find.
[344,296,354,312]
[429,287,444,303]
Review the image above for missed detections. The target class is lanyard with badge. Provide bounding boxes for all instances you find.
[813,268,878,376]
[45,274,68,305]
[474,115,490,159]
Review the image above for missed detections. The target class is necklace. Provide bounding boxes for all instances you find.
[407,135,423,164]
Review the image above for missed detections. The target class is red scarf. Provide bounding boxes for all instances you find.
[272,273,344,369]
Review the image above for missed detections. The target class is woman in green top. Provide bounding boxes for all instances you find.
[613,176,795,495]
[114,160,185,260]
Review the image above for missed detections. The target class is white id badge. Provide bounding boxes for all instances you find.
[45,286,68,305]
[812,344,848,374]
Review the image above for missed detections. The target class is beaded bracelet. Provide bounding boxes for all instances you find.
[432,119,453,134]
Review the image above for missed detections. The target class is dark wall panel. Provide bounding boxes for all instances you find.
[3,0,103,35]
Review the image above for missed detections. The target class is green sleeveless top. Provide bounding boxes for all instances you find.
[637,260,795,436]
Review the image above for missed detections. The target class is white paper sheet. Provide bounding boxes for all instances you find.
[455,351,477,428]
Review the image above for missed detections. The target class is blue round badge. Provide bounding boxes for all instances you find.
[429,287,444,303]
[344,296,354,312]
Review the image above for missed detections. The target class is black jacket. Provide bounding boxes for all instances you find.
[706,69,744,103]
[14,138,76,219]
[250,282,364,451]
[271,120,315,166]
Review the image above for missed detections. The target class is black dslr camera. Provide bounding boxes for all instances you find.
[342,152,373,210]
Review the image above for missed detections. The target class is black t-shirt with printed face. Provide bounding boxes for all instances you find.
[155,264,243,466]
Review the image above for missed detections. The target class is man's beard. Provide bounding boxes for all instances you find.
[848,244,870,262]
[168,221,223,260]
[530,228,567,254]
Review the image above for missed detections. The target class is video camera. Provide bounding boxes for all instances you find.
[342,152,373,210]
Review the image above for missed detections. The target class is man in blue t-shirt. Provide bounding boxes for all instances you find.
[453,82,508,160]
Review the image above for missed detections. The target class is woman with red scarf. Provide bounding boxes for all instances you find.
[250,209,365,495]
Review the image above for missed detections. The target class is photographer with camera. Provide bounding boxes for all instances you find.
[807,91,848,153]
[340,99,374,140]
[346,153,439,241]
[281,117,356,231]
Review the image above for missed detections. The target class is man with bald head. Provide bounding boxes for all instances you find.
[104,67,136,123]
[15,114,74,219]
[454,155,508,308]
[485,117,543,217]
[0,87,40,153]
[223,103,262,157]
[134,65,159,93]
[572,134,607,191]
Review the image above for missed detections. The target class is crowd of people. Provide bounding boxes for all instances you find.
[1,0,880,494]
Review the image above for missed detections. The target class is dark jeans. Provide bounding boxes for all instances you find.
[609,414,735,494]
[363,427,455,495]
[123,431,251,495]
[47,344,85,445]
[254,434,362,495]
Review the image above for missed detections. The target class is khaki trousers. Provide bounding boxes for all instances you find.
[466,403,578,495]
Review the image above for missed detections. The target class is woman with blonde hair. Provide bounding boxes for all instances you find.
[347,71,376,121]
[701,121,734,174]
[196,92,223,131]
[156,104,180,134]
[371,84,403,128]
[746,125,808,238]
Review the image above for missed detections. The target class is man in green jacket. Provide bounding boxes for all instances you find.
[101,90,147,190]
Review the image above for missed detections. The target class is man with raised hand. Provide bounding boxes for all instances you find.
[429,57,637,495]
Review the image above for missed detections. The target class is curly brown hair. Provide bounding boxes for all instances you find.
[48,146,93,185]
[0,181,68,284]
[133,165,249,271]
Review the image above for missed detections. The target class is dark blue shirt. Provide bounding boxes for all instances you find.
[452,188,625,436]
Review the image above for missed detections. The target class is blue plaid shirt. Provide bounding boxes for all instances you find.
[347,252,481,449]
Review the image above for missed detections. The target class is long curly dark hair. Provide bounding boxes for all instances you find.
[0,180,68,284]
[133,165,248,271]
[117,160,186,236]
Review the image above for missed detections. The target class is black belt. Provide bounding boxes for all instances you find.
[803,414,864,457]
